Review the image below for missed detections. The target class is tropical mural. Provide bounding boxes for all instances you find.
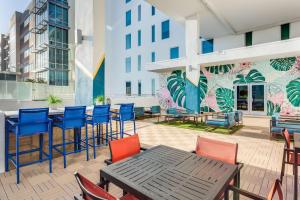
[157,56,300,116]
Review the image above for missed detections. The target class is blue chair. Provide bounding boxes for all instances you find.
[111,103,136,138]
[270,113,300,137]
[206,112,235,128]
[86,105,112,159]
[5,108,52,184]
[235,111,243,125]
[53,106,87,168]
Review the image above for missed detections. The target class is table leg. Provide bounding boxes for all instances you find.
[74,128,78,151]
[294,149,298,200]
[224,189,229,200]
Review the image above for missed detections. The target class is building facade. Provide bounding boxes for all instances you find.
[145,0,300,116]
[105,0,185,98]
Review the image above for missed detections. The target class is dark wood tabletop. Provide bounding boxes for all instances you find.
[100,145,239,200]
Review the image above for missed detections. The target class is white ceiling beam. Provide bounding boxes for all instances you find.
[198,0,237,35]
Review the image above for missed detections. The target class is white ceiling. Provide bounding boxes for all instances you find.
[146,0,300,38]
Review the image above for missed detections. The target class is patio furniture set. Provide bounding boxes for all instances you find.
[74,134,283,200]
[5,103,136,184]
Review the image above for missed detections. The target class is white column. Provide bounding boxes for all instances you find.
[185,19,200,85]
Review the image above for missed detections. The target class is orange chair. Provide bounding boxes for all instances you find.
[74,172,138,200]
[280,128,300,182]
[194,136,241,199]
[195,136,238,165]
[105,134,146,165]
[229,179,283,200]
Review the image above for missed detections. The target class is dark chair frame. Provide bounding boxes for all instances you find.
[74,172,109,200]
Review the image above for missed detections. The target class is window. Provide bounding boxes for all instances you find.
[138,30,141,46]
[170,47,179,59]
[151,79,155,96]
[161,20,170,39]
[202,39,214,54]
[151,6,155,16]
[125,0,131,3]
[126,34,131,49]
[281,23,290,40]
[125,57,131,73]
[245,32,252,46]
[138,5,141,21]
[138,81,142,96]
[138,55,142,71]
[126,10,131,26]
[151,52,156,62]
[151,25,155,42]
[126,81,131,96]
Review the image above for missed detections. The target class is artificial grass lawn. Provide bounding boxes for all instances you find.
[156,120,243,135]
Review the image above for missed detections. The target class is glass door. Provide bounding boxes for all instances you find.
[235,83,266,115]
[251,84,266,114]
[236,85,249,111]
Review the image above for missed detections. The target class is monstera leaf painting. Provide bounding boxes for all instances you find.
[167,70,186,107]
[216,88,234,112]
[286,78,300,107]
[267,101,281,116]
[199,71,208,104]
[233,69,265,84]
[270,57,296,71]
[205,64,234,74]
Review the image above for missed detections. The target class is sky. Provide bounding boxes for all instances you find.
[0,0,31,34]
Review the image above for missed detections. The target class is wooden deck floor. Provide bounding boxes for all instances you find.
[0,118,297,200]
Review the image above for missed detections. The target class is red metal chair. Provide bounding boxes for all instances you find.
[74,172,138,200]
[229,179,283,200]
[280,128,300,182]
[194,136,241,200]
[105,134,145,165]
[195,136,238,165]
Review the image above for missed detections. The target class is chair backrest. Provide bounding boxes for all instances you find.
[119,103,135,121]
[109,134,141,163]
[74,172,116,200]
[195,136,238,164]
[267,179,283,200]
[151,106,161,114]
[167,108,178,115]
[92,105,110,124]
[235,111,243,122]
[63,106,86,129]
[282,128,291,149]
[18,108,49,136]
[271,113,280,127]
[225,112,235,127]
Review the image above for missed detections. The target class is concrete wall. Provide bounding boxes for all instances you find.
[105,0,185,98]
[211,21,300,52]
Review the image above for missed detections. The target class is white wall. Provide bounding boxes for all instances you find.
[105,0,185,98]
[214,34,244,51]
[252,26,281,45]
[291,21,300,38]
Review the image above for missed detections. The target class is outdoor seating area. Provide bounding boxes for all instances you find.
[0,104,299,200]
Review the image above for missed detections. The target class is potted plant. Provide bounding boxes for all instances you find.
[94,95,104,105]
[47,95,62,110]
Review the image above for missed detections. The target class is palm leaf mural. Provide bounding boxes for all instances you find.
[216,88,234,112]
[199,71,208,104]
[267,101,281,116]
[205,64,234,74]
[167,70,186,107]
[270,57,296,71]
[233,69,265,84]
[286,78,300,107]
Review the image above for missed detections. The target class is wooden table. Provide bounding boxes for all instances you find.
[100,145,239,200]
[294,134,300,200]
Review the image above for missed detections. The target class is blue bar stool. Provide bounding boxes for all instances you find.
[53,106,87,168]
[5,108,52,184]
[111,103,136,138]
[86,104,112,159]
